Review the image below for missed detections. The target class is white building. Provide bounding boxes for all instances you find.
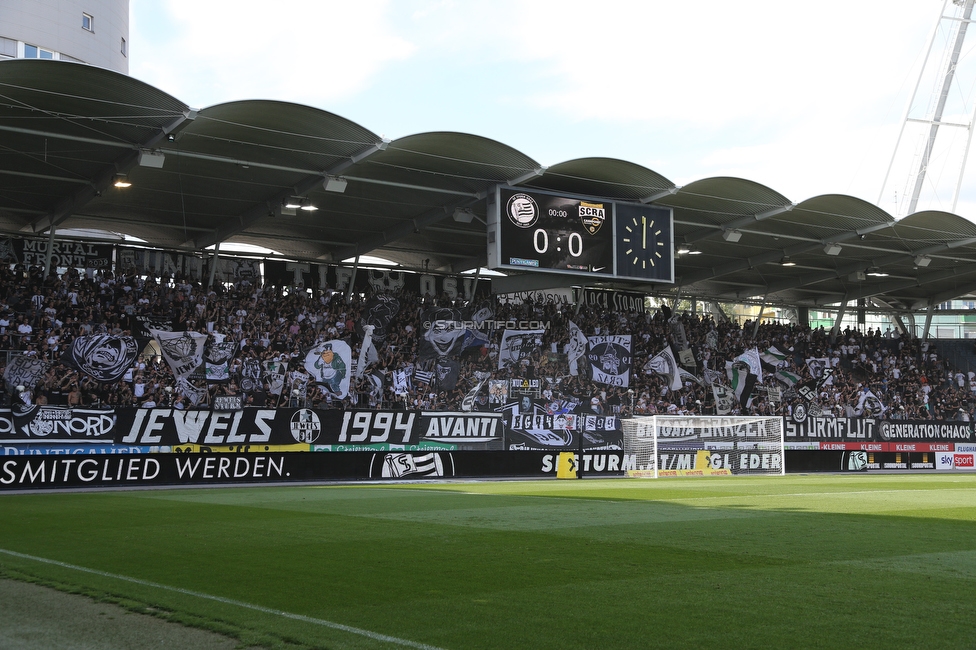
[0,0,128,74]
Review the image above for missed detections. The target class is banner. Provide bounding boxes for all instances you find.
[153,330,207,380]
[577,289,647,313]
[566,320,588,376]
[644,346,682,391]
[0,406,116,442]
[586,335,632,387]
[498,329,545,370]
[304,340,351,398]
[1,237,113,269]
[117,246,204,281]
[204,339,237,383]
[2,355,51,391]
[61,335,139,383]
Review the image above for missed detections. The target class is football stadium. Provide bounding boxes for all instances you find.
[2,1,976,648]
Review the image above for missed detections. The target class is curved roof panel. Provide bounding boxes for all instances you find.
[525,157,675,202]
[2,60,976,309]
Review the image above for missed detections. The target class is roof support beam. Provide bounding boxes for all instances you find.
[681,202,795,245]
[188,139,392,250]
[325,200,470,263]
[26,110,196,234]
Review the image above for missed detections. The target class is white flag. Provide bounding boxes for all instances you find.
[566,321,588,376]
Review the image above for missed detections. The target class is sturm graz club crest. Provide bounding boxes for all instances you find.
[290,409,321,443]
[370,452,455,479]
[506,193,539,228]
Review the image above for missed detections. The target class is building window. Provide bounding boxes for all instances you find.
[0,37,15,59]
[24,44,54,59]
[82,13,93,32]
[121,37,126,56]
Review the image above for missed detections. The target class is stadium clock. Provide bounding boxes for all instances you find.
[614,202,673,281]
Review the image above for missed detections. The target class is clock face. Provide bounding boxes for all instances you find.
[614,203,672,281]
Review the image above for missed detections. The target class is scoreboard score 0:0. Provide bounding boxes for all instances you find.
[487,186,674,282]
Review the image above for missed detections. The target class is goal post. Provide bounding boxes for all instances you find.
[621,416,785,478]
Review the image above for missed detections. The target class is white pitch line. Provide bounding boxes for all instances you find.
[0,548,446,650]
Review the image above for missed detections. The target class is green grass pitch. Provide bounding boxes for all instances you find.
[1,474,975,649]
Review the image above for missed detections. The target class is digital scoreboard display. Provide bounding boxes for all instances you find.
[487,186,674,282]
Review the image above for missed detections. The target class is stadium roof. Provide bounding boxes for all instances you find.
[2,59,976,311]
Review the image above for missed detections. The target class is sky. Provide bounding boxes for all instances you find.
[129,0,976,220]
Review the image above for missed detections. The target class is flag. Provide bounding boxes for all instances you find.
[586,335,632,387]
[433,357,461,391]
[355,324,378,378]
[357,294,401,341]
[774,369,802,388]
[414,368,434,385]
[61,334,138,383]
[712,384,734,415]
[3,355,51,391]
[152,330,207,381]
[855,389,886,417]
[240,358,263,393]
[392,369,411,394]
[263,360,288,395]
[703,368,725,387]
[304,339,351,398]
[176,377,208,406]
[735,348,763,384]
[498,329,545,370]
[461,371,491,412]
[566,320,588,376]
[729,361,757,409]
[644,345,682,391]
[760,346,788,367]
[204,339,237,383]
[806,358,829,381]
[418,307,466,360]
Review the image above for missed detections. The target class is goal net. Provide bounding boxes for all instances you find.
[621,416,785,478]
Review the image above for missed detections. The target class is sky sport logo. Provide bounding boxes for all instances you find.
[290,409,321,444]
[506,193,539,228]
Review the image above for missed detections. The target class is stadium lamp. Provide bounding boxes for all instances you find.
[299,198,318,212]
[453,208,475,223]
[284,196,303,209]
[113,174,132,188]
[914,255,932,267]
[324,176,348,193]
[780,257,796,267]
[823,243,842,255]
[137,150,165,168]
[676,245,691,255]
[722,229,742,242]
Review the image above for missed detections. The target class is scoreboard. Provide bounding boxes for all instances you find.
[487,186,674,282]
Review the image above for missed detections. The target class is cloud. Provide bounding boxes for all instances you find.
[131,0,415,108]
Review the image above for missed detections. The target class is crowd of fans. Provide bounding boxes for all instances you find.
[0,261,973,423]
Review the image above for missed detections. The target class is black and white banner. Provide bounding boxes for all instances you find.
[2,355,52,391]
[498,329,545,370]
[153,330,207,380]
[61,335,139,383]
[2,237,113,269]
[586,335,632,387]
